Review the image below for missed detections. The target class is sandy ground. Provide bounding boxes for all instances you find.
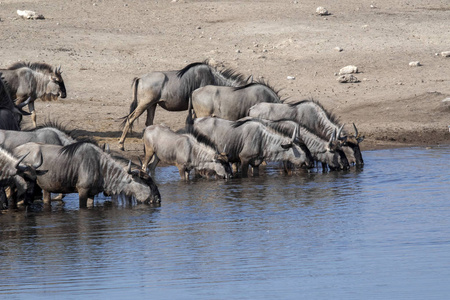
[1,0,449,163]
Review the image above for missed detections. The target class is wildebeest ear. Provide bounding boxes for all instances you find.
[281,142,293,149]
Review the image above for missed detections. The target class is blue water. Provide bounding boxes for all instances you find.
[1,146,449,299]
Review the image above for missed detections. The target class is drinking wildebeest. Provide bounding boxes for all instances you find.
[12,141,161,208]
[0,62,67,128]
[118,61,248,150]
[142,124,232,180]
[189,117,314,177]
[248,100,364,166]
[243,117,350,171]
[190,80,282,121]
[0,146,45,209]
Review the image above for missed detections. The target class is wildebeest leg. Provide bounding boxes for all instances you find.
[0,188,6,210]
[43,190,52,207]
[232,162,240,175]
[53,193,65,201]
[78,190,89,208]
[118,104,151,151]
[145,104,157,127]
[142,145,155,172]
[87,198,94,207]
[240,159,250,178]
[251,165,260,176]
[177,165,190,180]
[148,155,160,172]
[28,101,37,128]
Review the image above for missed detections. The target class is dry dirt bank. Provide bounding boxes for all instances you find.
[1,0,449,162]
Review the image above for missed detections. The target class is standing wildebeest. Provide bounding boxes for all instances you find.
[248,100,364,166]
[142,124,232,180]
[0,147,44,209]
[12,141,161,208]
[190,80,282,121]
[118,61,247,150]
[189,117,314,177]
[244,118,350,171]
[0,62,67,128]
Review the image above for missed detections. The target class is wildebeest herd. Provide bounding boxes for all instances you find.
[0,60,364,211]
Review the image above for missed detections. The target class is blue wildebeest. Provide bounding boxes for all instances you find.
[189,117,314,177]
[0,123,76,152]
[245,118,350,171]
[12,141,161,208]
[190,80,282,121]
[0,73,30,130]
[118,61,248,150]
[248,100,364,166]
[0,62,67,128]
[142,124,232,180]
[0,146,45,209]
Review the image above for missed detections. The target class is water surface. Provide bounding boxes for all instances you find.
[1,146,449,299]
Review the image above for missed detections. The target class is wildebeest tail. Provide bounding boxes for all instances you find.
[120,77,140,130]
[185,95,194,128]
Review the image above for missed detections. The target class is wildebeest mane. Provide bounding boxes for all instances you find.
[30,120,80,138]
[177,61,246,86]
[233,79,280,95]
[176,61,207,78]
[179,126,219,152]
[7,62,55,74]
[59,140,98,157]
[288,99,340,124]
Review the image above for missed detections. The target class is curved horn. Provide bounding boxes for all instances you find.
[291,126,298,142]
[103,143,111,154]
[353,123,359,138]
[32,152,43,169]
[138,157,143,168]
[329,129,337,142]
[337,124,345,140]
[127,160,132,174]
[15,152,29,170]
[17,97,31,108]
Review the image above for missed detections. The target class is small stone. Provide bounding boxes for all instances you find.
[442,98,450,102]
[334,47,343,52]
[441,51,450,57]
[409,61,421,67]
[287,76,296,80]
[337,74,359,83]
[339,65,358,75]
[236,49,241,53]
[316,6,329,16]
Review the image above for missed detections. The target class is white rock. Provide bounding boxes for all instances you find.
[287,76,296,80]
[339,65,358,75]
[316,6,329,16]
[442,98,450,102]
[441,51,450,57]
[17,9,44,19]
[334,47,343,52]
[409,61,421,67]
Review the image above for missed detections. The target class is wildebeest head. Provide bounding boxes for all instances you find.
[339,123,364,166]
[44,66,67,101]
[281,126,314,168]
[321,129,351,171]
[128,162,161,204]
[14,152,48,205]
